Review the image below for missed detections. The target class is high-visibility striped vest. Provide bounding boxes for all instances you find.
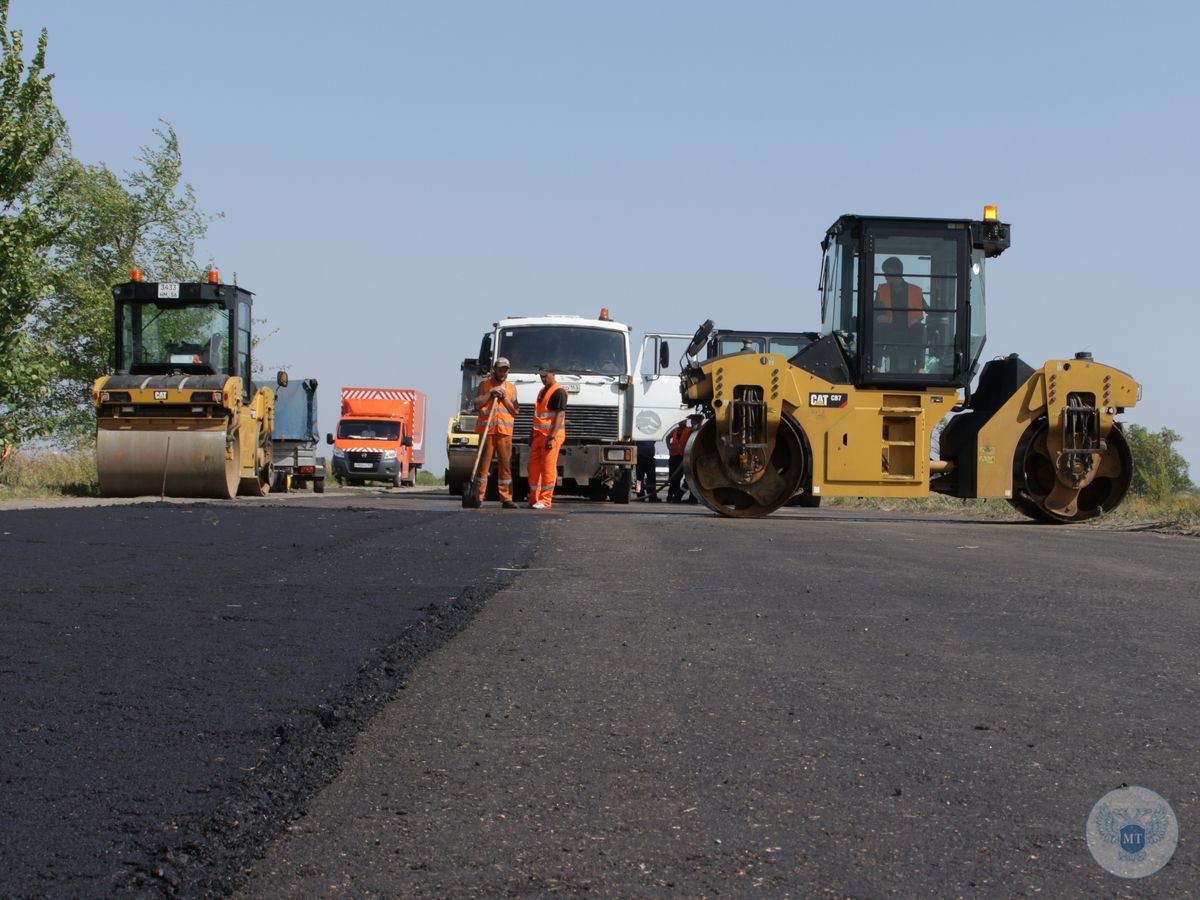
[876,283,924,327]
[476,378,516,435]
[667,423,693,457]
[532,383,567,439]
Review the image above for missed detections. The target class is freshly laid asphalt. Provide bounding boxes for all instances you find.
[3,492,1199,897]
[0,501,544,897]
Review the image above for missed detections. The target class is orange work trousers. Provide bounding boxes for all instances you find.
[477,434,513,502]
[526,431,563,507]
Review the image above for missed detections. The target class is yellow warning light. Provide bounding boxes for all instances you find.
[207,270,220,283]
[983,205,999,221]
[598,307,610,321]
[130,269,142,282]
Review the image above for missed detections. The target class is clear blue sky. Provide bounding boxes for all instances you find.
[17,1,1200,478]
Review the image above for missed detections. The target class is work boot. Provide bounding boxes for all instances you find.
[502,501,519,509]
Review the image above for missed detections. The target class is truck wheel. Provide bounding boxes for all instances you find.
[270,471,289,493]
[392,471,403,488]
[610,468,632,504]
[313,478,325,494]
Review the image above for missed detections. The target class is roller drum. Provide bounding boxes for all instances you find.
[96,428,238,498]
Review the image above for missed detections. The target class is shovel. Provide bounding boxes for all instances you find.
[461,404,497,509]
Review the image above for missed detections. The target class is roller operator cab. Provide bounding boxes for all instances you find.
[680,208,1140,522]
[92,273,276,499]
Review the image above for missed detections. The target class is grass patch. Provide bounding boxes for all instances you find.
[0,447,100,499]
[415,469,444,487]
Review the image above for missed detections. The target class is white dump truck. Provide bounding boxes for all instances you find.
[475,312,686,502]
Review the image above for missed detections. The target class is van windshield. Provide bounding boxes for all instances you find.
[497,326,626,375]
[338,420,401,441]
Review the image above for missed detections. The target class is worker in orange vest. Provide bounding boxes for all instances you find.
[527,363,567,509]
[473,357,520,508]
[874,256,928,372]
[665,413,702,502]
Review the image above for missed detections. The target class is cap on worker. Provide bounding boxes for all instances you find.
[493,357,510,370]
[537,362,557,373]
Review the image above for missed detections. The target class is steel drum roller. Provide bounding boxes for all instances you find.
[96,428,238,498]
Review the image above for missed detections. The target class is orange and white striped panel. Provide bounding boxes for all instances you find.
[341,388,418,402]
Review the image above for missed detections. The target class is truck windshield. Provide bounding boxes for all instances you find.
[497,326,626,375]
[338,420,401,441]
[119,302,231,373]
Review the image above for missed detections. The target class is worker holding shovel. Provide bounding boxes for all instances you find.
[469,357,520,508]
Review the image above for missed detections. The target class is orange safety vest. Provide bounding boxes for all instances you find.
[475,378,516,435]
[532,383,566,439]
[876,283,924,327]
[666,423,693,457]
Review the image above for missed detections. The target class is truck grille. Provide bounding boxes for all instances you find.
[512,405,619,441]
[347,450,382,463]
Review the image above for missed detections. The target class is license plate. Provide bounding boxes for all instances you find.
[352,463,373,469]
[157,282,180,299]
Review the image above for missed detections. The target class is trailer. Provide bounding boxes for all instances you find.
[270,378,325,493]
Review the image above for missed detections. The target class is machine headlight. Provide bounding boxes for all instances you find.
[382,450,397,460]
[332,446,346,458]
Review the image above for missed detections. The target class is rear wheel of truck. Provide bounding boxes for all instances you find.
[610,468,632,504]
[313,478,325,494]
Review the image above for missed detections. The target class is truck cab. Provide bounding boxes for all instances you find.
[478,312,683,502]
[327,388,426,488]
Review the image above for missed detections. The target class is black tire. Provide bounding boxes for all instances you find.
[313,478,325,494]
[610,468,632,504]
[270,471,289,493]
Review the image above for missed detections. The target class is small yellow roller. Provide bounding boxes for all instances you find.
[93,271,279,499]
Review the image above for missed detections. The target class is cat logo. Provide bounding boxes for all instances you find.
[153,390,168,401]
[809,392,848,408]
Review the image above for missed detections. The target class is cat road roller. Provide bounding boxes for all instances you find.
[680,207,1140,522]
[92,272,278,498]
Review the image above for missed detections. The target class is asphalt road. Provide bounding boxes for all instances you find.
[2,489,1198,896]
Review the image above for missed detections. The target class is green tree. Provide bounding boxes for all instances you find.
[0,0,69,452]
[30,124,218,437]
[1125,424,1193,501]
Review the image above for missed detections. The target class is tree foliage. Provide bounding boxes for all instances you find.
[0,2,220,451]
[1124,424,1193,501]
[0,0,69,451]
[31,125,217,436]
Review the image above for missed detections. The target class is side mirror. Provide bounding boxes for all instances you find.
[659,342,670,369]
[402,436,414,447]
[477,333,493,370]
[686,320,715,359]
[325,433,333,445]
[277,370,289,387]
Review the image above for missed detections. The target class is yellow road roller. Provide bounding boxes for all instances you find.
[92,272,277,498]
[680,208,1140,522]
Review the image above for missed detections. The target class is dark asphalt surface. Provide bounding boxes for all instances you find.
[3,491,1199,897]
[238,503,1199,898]
[0,500,544,897]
